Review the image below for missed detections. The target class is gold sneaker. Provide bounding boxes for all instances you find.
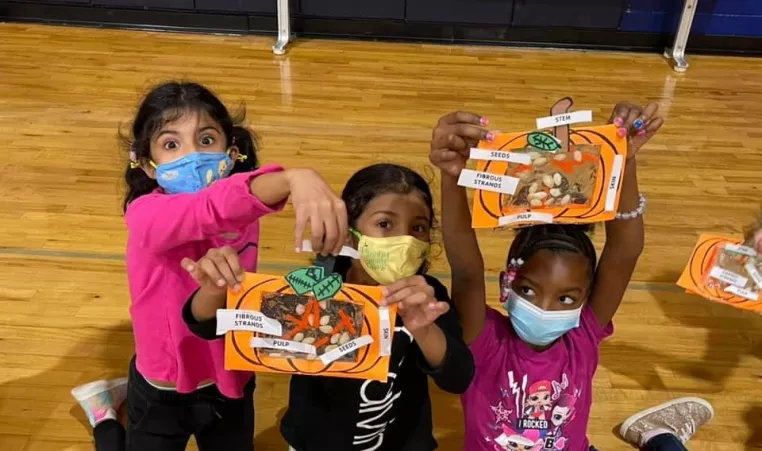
[620,397,714,447]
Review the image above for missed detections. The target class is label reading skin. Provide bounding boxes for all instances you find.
[536,110,593,129]
[498,212,554,227]
[469,148,532,165]
[457,169,519,195]
[216,309,283,336]
[744,261,762,289]
[378,307,392,356]
[320,335,374,364]
[605,155,624,212]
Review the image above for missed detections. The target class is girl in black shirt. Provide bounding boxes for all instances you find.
[183,163,474,450]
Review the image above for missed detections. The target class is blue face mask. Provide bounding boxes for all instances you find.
[502,288,582,347]
[154,151,234,194]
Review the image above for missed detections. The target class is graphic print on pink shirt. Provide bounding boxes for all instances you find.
[462,306,612,451]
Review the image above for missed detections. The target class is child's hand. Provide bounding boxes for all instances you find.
[381,276,450,334]
[285,168,347,256]
[609,102,664,159]
[182,246,245,294]
[754,230,762,254]
[430,111,492,177]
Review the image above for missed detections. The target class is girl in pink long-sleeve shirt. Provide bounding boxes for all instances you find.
[70,81,347,451]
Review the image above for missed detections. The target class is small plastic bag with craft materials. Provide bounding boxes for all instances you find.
[503,142,601,210]
[703,243,762,299]
[678,234,762,312]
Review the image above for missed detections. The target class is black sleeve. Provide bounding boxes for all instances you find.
[415,275,475,394]
[182,289,222,341]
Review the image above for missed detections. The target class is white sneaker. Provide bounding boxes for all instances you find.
[71,377,128,427]
[620,397,714,447]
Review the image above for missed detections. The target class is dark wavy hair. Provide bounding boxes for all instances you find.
[334,163,435,278]
[507,224,597,283]
[121,81,259,212]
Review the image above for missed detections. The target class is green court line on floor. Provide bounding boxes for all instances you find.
[0,246,684,292]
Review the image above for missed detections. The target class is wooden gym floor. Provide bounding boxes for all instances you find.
[0,23,761,451]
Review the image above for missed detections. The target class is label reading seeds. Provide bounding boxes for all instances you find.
[498,212,554,227]
[320,335,374,365]
[709,267,748,287]
[724,244,758,258]
[536,110,593,129]
[605,155,624,212]
[469,148,532,165]
[250,337,316,355]
[216,309,283,336]
[725,285,760,301]
[457,169,519,195]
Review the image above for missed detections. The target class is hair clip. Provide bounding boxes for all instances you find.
[237,154,248,162]
[128,150,140,169]
[509,258,525,269]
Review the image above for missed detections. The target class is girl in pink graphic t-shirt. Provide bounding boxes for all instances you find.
[70,81,348,451]
[430,103,712,451]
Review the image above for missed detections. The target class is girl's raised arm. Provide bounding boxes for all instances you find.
[126,166,347,255]
[430,112,492,344]
[588,102,663,326]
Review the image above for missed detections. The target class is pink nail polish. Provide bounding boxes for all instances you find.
[486,132,495,142]
[617,128,627,138]
[480,117,489,126]
[637,130,646,136]
[614,118,624,127]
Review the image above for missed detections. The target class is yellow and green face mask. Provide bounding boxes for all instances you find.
[351,229,430,285]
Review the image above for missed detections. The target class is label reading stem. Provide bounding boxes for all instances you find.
[457,169,519,195]
[216,309,283,336]
[536,110,593,129]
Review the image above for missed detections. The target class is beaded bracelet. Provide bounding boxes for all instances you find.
[615,193,647,220]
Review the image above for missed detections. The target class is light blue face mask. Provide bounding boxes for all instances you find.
[153,151,234,194]
[502,288,582,347]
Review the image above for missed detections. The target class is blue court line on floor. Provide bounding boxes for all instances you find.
[0,246,683,292]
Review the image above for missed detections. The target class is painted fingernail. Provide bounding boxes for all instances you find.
[486,132,495,142]
[480,117,489,126]
[633,118,644,129]
[217,279,226,287]
[237,274,245,282]
[617,128,627,138]
[233,284,241,293]
[637,130,646,136]
[614,117,624,127]
[185,264,194,271]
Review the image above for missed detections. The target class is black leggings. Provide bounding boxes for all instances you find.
[93,356,255,451]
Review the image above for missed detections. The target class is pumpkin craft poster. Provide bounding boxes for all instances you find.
[464,97,629,228]
[221,266,397,382]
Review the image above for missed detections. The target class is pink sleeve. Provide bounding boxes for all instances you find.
[578,305,613,345]
[126,164,286,252]
[469,307,509,368]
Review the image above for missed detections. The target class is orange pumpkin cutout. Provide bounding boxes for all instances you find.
[677,234,762,313]
[224,271,398,382]
[469,98,628,228]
